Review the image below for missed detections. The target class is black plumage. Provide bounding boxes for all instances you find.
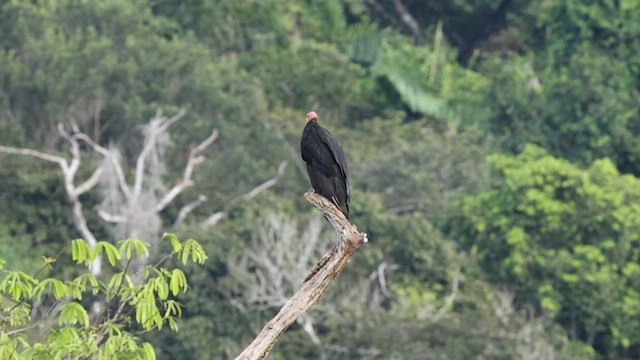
[300,111,350,219]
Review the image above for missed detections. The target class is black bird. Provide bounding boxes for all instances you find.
[300,111,350,219]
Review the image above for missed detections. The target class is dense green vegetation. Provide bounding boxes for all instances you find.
[1,0,639,358]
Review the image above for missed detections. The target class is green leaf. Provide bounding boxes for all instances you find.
[74,273,100,295]
[52,327,80,347]
[154,277,169,300]
[164,300,183,318]
[58,302,90,327]
[94,241,122,266]
[142,342,156,360]
[71,239,92,265]
[1,271,36,301]
[181,239,208,265]
[169,269,187,296]
[167,316,178,331]
[119,238,149,260]
[163,232,182,253]
[42,256,56,265]
[107,272,134,298]
[34,278,68,301]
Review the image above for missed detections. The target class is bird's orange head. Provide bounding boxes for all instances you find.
[305,111,318,124]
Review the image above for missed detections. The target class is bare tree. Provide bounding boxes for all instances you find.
[0,110,217,275]
[90,110,217,245]
[225,213,329,353]
[235,192,367,360]
[0,126,104,274]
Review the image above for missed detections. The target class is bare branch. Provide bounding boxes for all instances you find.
[0,133,102,275]
[133,109,186,198]
[364,0,401,28]
[243,161,288,200]
[97,209,127,223]
[392,0,423,43]
[158,108,187,133]
[154,180,194,213]
[368,262,400,298]
[76,167,104,196]
[190,128,219,156]
[0,145,67,166]
[155,128,218,213]
[72,133,109,155]
[73,133,132,199]
[201,160,289,229]
[58,124,82,184]
[201,211,225,228]
[431,269,460,323]
[235,192,367,360]
[173,194,207,227]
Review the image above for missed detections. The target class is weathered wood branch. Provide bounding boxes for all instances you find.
[393,0,423,43]
[155,128,218,213]
[200,160,289,229]
[0,145,67,165]
[73,133,132,199]
[243,161,288,200]
[235,192,367,360]
[0,128,103,275]
[133,109,186,198]
[173,194,207,227]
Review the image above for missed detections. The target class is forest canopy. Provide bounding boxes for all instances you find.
[1,0,639,358]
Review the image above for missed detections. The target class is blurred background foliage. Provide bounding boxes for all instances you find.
[1,0,639,358]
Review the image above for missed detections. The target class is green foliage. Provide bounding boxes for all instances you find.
[0,234,207,359]
[2,0,639,358]
[0,157,80,271]
[479,0,640,174]
[460,145,640,357]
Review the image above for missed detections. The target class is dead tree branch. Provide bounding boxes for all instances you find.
[132,109,186,198]
[243,161,288,200]
[200,160,289,228]
[0,127,103,275]
[95,110,216,244]
[235,192,367,360]
[155,128,218,213]
[393,0,423,43]
[173,194,208,227]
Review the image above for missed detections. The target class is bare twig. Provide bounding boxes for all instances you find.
[201,160,289,229]
[392,0,423,43]
[0,145,66,165]
[173,194,208,227]
[431,269,460,323]
[364,0,401,29]
[155,128,218,213]
[201,211,225,228]
[133,109,186,198]
[76,167,104,196]
[243,161,288,200]
[73,133,132,199]
[96,209,127,223]
[0,128,103,275]
[235,192,367,360]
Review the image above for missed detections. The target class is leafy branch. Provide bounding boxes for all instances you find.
[0,233,207,359]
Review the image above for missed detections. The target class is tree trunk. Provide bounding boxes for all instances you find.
[235,192,367,360]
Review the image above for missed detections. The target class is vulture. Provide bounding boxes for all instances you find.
[300,111,350,219]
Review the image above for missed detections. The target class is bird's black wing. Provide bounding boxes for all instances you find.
[301,123,351,218]
[316,127,350,202]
